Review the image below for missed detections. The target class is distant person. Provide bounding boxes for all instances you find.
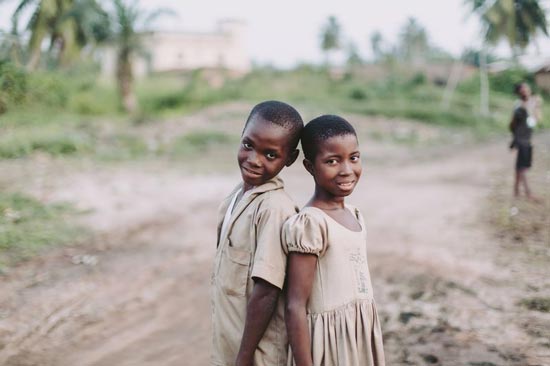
[509,82,542,201]
[283,115,385,366]
[211,101,303,366]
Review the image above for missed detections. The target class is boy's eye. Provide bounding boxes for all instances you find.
[266,152,277,160]
[350,155,360,162]
[242,142,252,150]
[326,159,337,165]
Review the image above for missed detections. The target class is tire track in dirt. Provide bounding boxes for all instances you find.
[1,131,548,366]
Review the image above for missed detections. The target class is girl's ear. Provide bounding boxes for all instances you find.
[303,158,314,176]
[286,149,299,167]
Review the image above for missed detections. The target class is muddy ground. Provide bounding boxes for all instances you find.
[0,104,549,366]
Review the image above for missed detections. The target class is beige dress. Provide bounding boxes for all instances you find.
[283,206,385,366]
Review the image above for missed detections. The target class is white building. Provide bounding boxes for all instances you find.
[100,20,249,78]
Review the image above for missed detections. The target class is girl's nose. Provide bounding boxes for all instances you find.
[339,161,353,175]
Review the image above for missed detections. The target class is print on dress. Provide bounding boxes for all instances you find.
[349,248,369,295]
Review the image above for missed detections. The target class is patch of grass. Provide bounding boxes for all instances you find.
[519,297,550,313]
[0,127,94,158]
[95,133,151,160]
[169,130,238,156]
[487,134,550,247]
[0,192,86,269]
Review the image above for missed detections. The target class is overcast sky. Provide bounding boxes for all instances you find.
[1,0,549,67]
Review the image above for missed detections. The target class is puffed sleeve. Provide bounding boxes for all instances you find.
[282,210,327,257]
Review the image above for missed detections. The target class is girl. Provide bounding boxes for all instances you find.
[283,115,385,366]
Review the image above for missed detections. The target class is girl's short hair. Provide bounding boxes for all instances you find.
[301,115,357,160]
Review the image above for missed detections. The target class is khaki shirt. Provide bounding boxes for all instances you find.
[211,177,298,366]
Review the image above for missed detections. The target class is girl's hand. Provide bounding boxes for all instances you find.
[285,253,317,366]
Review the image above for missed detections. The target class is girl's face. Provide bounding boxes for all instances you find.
[306,134,362,198]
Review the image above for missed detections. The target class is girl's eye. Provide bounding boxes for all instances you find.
[326,159,337,165]
[351,155,360,162]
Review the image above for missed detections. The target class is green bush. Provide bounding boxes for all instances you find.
[349,87,368,100]
[409,72,427,87]
[489,68,535,95]
[27,71,68,107]
[0,61,27,113]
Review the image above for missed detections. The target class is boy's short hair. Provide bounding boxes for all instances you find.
[301,115,357,161]
[245,100,304,150]
[514,81,525,95]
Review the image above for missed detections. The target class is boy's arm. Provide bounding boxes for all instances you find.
[235,278,280,366]
[285,253,317,366]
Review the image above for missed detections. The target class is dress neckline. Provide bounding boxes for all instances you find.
[305,205,363,233]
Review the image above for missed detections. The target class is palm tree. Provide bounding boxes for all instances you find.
[469,0,548,57]
[12,0,74,69]
[346,41,363,69]
[370,31,383,63]
[109,0,173,113]
[11,0,109,69]
[466,0,549,116]
[398,17,429,66]
[320,15,341,68]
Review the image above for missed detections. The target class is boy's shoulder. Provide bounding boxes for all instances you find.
[254,185,297,214]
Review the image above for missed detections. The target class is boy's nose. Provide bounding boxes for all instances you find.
[247,151,261,167]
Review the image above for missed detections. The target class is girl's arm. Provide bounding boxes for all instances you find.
[285,253,318,366]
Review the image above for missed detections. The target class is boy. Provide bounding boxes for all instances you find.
[211,100,303,366]
[509,82,542,200]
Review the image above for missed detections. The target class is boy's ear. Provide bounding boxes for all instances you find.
[303,158,314,176]
[285,149,299,167]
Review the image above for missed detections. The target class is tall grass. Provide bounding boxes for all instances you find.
[0,192,85,269]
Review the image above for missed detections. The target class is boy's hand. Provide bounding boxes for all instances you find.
[235,278,280,366]
[235,356,253,366]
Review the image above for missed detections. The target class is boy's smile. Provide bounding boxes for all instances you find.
[238,116,297,191]
[307,134,362,198]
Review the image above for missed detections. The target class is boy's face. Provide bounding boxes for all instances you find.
[519,83,531,99]
[305,134,362,198]
[238,115,297,189]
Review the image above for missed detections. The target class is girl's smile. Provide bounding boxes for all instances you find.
[307,133,362,201]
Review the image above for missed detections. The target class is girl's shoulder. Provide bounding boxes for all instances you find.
[283,207,329,256]
[284,206,328,230]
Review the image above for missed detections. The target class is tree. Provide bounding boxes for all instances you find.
[370,30,383,63]
[398,17,429,65]
[109,0,172,113]
[466,0,549,116]
[468,0,549,58]
[461,47,497,67]
[320,15,341,67]
[346,42,363,68]
[11,0,109,69]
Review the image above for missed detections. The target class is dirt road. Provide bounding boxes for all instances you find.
[1,111,548,366]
